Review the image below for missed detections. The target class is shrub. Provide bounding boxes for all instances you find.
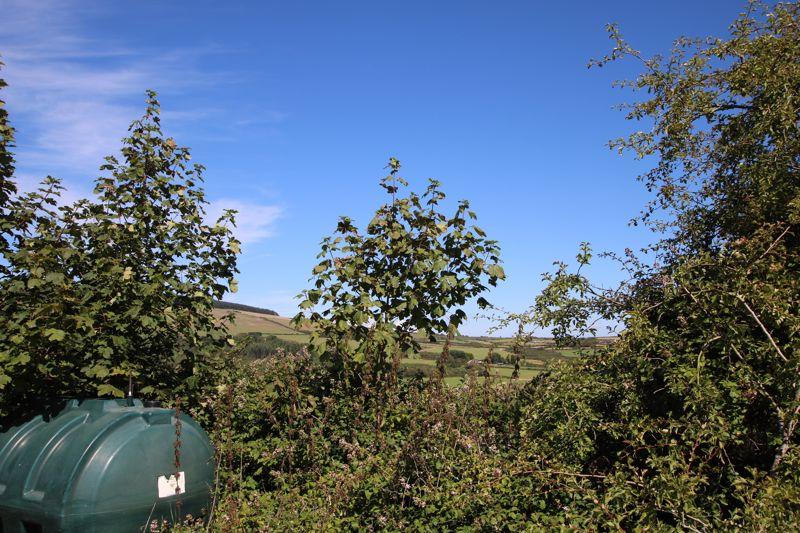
[236,334,305,360]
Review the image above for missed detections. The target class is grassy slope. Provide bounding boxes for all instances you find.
[214,309,310,336]
[217,308,612,383]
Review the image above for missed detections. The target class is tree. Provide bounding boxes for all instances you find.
[594,3,800,257]
[294,159,504,387]
[0,91,240,426]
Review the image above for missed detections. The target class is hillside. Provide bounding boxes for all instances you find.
[217,307,613,384]
[213,308,312,339]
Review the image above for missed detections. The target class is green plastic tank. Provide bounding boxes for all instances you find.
[0,399,215,532]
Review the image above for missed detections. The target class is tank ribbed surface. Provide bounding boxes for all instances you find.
[0,399,215,533]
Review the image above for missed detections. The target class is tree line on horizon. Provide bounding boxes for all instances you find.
[213,300,278,316]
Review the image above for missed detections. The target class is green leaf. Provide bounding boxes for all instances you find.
[45,272,65,284]
[487,264,505,279]
[44,328,66,342]
[97,384,125,398]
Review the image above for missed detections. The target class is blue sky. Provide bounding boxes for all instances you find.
[2,0,761,335]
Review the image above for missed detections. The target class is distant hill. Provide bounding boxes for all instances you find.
[212,305,615,383]
[213,300,278,316]
[212,308,311,336]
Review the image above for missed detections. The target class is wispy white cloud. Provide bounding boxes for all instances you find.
[1,0,285,245]
[2,2,161,173]
[232,111,290,127]
[3,56,214,173]
[207,199,283,245]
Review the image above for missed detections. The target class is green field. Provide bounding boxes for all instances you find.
[220,309,611,384]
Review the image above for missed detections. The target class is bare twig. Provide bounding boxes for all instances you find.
[737,295,788,362]
[516,468,644,488]
[751,225,792,269]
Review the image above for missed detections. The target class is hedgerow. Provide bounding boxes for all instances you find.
[196,4,800,529]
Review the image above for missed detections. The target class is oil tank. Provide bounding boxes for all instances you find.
[0,398,215,532]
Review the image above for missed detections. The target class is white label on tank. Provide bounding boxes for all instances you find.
[157,471,186,498]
